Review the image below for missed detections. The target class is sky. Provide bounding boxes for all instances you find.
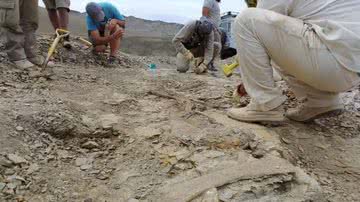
[39,0,247,24]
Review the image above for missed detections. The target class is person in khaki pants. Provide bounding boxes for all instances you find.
[227,0,360,123]
[42,0,71,48]
[0,0,42,69]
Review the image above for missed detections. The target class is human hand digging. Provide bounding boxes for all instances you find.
[110,28,124,40]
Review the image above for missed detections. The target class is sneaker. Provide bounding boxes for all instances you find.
[286,104,344,122]
[227,104,285,122]
[28,56,45,66]
[207,62,218,72]
[11,59,35,70]
[106,56,118,68]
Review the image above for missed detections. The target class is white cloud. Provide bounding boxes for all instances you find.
[39,0,247,23]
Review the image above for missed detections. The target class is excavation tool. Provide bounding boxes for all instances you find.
[222,60,240,77]
[76,37,93,47]
[43,29,70,68]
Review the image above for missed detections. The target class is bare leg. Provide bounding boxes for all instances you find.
[57,8,69,30]
[109,26,122,57]
[46,9,60,30]
[93,45,107,53]
[109,37,121,57]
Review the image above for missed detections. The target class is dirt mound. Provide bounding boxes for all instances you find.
[1,34,360,202]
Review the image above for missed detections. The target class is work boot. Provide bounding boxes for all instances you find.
[106,56,118,68]
[28,56,45,67]
[11,59,35,70]
[286,104,344,122]
[227,104,285,122]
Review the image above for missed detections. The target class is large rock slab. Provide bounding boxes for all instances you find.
[153,156,321,202]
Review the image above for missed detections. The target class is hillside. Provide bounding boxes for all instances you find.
[38,7,182,38]
[36,7,182,56]
[2,7,360,202]
[1,34,360,202]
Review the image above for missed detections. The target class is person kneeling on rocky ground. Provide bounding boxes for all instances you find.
[0,0,44,70]
[86,2,125,68]
[172,19,221,74]
[227,0,360,123]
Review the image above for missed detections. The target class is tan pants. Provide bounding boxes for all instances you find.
[0,0,39,61]
[233,8,360,111]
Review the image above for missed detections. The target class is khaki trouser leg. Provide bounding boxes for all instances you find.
[176,52,190,73]
[233,8,360,110]
[21,0,38,59]
[2,0,38,61]
[213,29,221,62]
[275,66,342,107]
[2,0,25,61]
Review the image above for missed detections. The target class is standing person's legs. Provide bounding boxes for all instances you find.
[21,0,41,64]
[0,0,34,68]
[44,0,71,48]
[57,8,69,30]
[228,8,360,122]
[55,0,70,30]
[43,0,59,30]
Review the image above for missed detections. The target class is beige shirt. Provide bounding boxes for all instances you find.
[258,0,360,73]
[172,20,215,65]
[203,0,221,28]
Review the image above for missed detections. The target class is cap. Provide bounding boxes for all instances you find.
[86,2,105,22]
[198,19,213,35]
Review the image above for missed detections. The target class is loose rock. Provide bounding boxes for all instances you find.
[7,154,28,165]
[75,157,93,167]
[15,126,24,132]
[80,164,93,171]
[0,182,6,191]
[0,156,13,168]
[81,141,100,149]
[27,164,40,175]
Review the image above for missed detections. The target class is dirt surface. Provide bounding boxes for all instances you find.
[0,36,360,202]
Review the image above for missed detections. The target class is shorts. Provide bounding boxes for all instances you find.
[42,0,70,10]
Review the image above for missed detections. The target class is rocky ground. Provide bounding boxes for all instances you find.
[0,36,360,202]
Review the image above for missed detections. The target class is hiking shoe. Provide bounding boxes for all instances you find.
[11,59,35,70]
[286,104,344,122]
[227,105,285,122]
[207,62,218,72]
[106,56,118,68]
[28,56,45,66]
